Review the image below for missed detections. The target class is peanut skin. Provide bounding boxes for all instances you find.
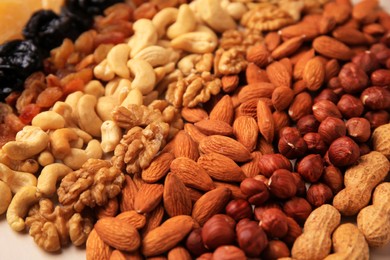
[357,182,390,247]
[372,123,390,159]
[291,204,341,260]
[333,151,390,216]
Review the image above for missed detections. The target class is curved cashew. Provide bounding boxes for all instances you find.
[71,128,93,144]
[221,1,248,20]
[0,180,12,215]
[97,96,117,121]
[50,128,79,159]
[105,78,120,96]
[101,121,122,153]
[37,163,72,196]
[170,31,218,54]
[127,59,156,95]
[133,46,171,67]
[64,91,84,124]
[167,4,197,39]
[128,19,158,57]
[155,62,176,84]
[152,7,178,38]
[63,139,102,170]
[31,111,65,131]
[197,0,236,33]
[121,88,143,107]
[37,150,55,167]
[178,54,202,75]
[116,79,132,103]
[0,163,37,193]
[70,138,84,149]
[93,59,115,81]
[6,186,41,232]
[3,126,49,161]
[107,43,130,79]
[84,80,105,98]
[0,149,39,174]
[85,139,103,159]
[52,101,77,128]
[77,94,103,137]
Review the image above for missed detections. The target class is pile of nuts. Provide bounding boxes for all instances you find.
[0,0,390,259]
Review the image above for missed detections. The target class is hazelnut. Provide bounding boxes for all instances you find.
[346,117,371,142]
[198,253,213,260]
[364,110,390,129]
[303,132,328,155]
[225,199,253,221]
[328,136,360,167]
[351,51,380,73]
[258,154,292,177]
[268,169,297,199]
[327,77,344,95]
[212,246,246,260]
[253,174,269,184]
[254,202,282,221]
[371,69,390,86]
[236,219,268,257]
[325,59,341,82]
[186,228,209,256]
[322,166,344,194]
[313,89,339,104]
[291,172,306,196]
[359,143,371,156]
[338,62,369,93]
[283,217,303,246]
[261,240,290,260]
[278,127,307,159]
[312,100,342,122]
[296,115,320,135]
[240,178,270,206]
[318,117,346,144]
[273,111,291,138]
[337,94,364,119]
[296,154,324,182]
[258,137,275,155]
[202,214,236,250]
[259,208,289,238]
[374,47,390,64]
[306,183,333,208]
[360,86,390,110]
[283,197,312,224]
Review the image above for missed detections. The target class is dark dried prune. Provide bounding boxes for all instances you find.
[65,0,123,16]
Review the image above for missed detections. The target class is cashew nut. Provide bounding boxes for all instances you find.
[105,78,121,97]
[37,150,55,167]
[63,140,102,170]
[127,59,156,95]
[50,128,79,159]
[155,62,176,84]
[70,138,84,149]
[0,180,12,215]
[97,96,117,121]
[197,0,236,33]
[128,19,158,57]
[116,79,132,103]
[94,59,115,81]
[52,101,77,128]
[170,31,218,54]
[6,186,41,232]
[221,0,248,20]
[2,126,50,161]
[0,163,37,193]
[85,139,103,159]
[84,80,105,98]
[133,46,171,67]
[0,149,39,174]
[71,128,93,143]
[64,91,84,124]
[152,7,178,38]
[31,111,65,131]
[121,88,143,107]
[77,94,103,137]
[37,163,72,196]
[167,4,197,39]
[107,43,130,79]
[101,120,122,153]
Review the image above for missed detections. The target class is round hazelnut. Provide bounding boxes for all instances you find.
[212,246,246,260]
[261,240,290,260]
[225,199,253,221]
[259,208,289,238]
[236,219,268,257]
[253,174,269,185]
[346,117,371,142]
[360,86,390,110]
[303,132,328,155]
[327,77,344,95]
[364,110,390,129]
[371,69,390,86]
[306,183,333,208]
[322,166,343,194]
[296,114,320,135]
[202,214,236,250]
[359,143,371,156]
[198,253,213,260]
[337,94,364,119]
[328,136,360,167]
[312,100,342,122]
[268,169,297,199]
[296,154,324,182]
[352,51,380,73]
[291,172,306,196]
[338,62,369,93]
[186,228,209,256]
[283,197,312,224]
[373,46,390,64]
[254,202,282,221]
[318,117,346,144]
[314,89,340,104]
[258,154,292,177]
[278,127,307,159]
[283,217,303,246]
[240,178,270,206]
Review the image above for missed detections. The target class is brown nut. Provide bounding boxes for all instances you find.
[278,127,307,159]
[306,183,333,208]
[259,208,289,239]
[291,172,306,197]
[371,69,390,86]
[268,169,297,199]
[288,92,313,122]
[186,228,209,257]
[312,100,342,122]
[338,62,369,93]
[283,217,303,246]
[272,86,295,111]
[327,77,344,95]
[236,219,268,257]
[212,246,246,260]
[246,44,272,68]
[202,214,236,250]
[296,115,320,135]
[321,166,344,194]
[364,110,390,129]
[352,51,380,73]
[257,154,292,178]
[360,86,390,110]
[240,178,270,206]
[359,143,371,156]
[328,136,360,167]
[225,199,253,221]
[254,202,282,221]
[283,197,312,224]
[313,89,339,104]
[303,132,328,155]
[346,117,371,142]
[337,94,364,119]
[261,240,290,260]
[318,117,346,144]
[296,154,324,182]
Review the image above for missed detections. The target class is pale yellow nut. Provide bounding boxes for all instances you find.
[197,0,236,33]
[31,111,65,131]
[94,59,115,81]
[77,94,103,137]
[127,59,156,95]
[128,19,158,58]
[116,79,132,103]
[155,62,176,84]
[167,4,197,39]
[63,148,89,170]
[96,96,117,121]
[170,31,218,54]
[0,163,37,194]
[52,101,77,128]
[64,91,84,124]
[107,43,131,79]
[178,54,202,75]
[71,127,93,144]
[134,45,172,67]
[152,7,178,38]
[0,180,12,215]
[50,128,79,160]
[37,150,55,167]
[105,78,120,97]
[222,1,248,20]
[37,163,72,196]
[101,120,122,153]
[85,139,103,160]
[70,138,84,149]
[84,80,105,98]
[121,88,143,107]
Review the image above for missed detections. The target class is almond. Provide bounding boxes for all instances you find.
[325,59,340,82]
[241,151,263,178]
[271,86,295,111]
[192,187,232,225]
[209,95,234,124]
[265,31,281,52]
[303,57,325,91]
[332,27,368,45]
[313,36,353,61]
[271,36,305,60]
[293,48,315,80]
[134,183,164,214]
[279,57,293,76]
[142,152,174,183]
[194,119,233,136]
[116,210,147,229]
[110,250,128,260]
[96,198,119,219]
[273,110,291,136]
[181,107,208,123]
[213,181,248,200]
[86,229,111,260]
[173,131,199,160]
[258,137,275,155]
[363,23,386,35]
[120,175,138,212]
[142,205,164,237]
[318,15,336,34]
[246,44,272,68]
[221,75,239,93]
[199,135,252,162]
[142,215,195,256]
[233,116,258,151]
[95,217,141,252]
[257,99,275,143]
[238,82,276,103]
[288,92,313,121]
[198,153,246,182]
[184,123,206,144]
[186,187,203,203]
[266,61,292,88]
[279,22,319,40]
[170,157,215,191]
[324,1,351,24]
[246,63,270,84]
[163,172,192,217]
[168,247,192,260]
[352,0,379,23]
[235,98,258,119]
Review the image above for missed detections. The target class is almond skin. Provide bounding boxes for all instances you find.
[116,210,147,229]
[142,152,174,183]
[163,172,192,217]
[241,151,263,178]
[288,92,313,122]
[233,116,258,152]
[168,247,192,260]
[184,123,206,144]
[313,36,353,61]
[181,107,208,123]
[271,36,305,60]
[120,175,138,212]
[257,99,275,143]
[266,61,292,88]
[198,153,246,182]
[86,229,111,260]
[303,57,325,91]
[272,86,295,111]
[332,27,368,45]
[246,44,273,68]
[238,82,276,103]
[195,119,233,136]
[142,205,164,238]
[134,183,164,214]
[209,95,234,125]
[246,63,270,84]
[173,131,199,160]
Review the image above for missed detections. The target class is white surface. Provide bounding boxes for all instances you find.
[1,0,390,259]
